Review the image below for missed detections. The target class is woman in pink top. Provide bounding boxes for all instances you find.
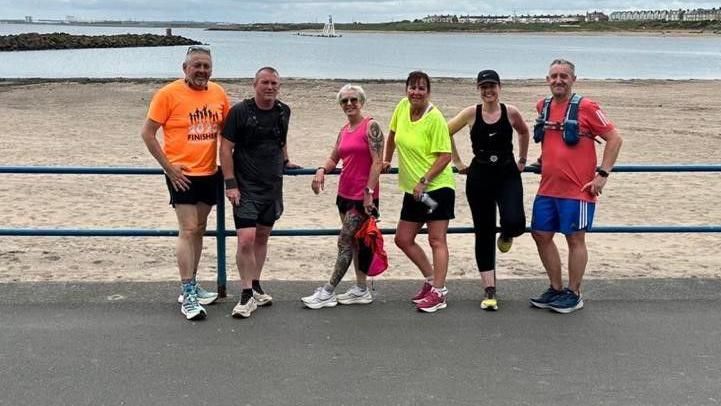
[301,84,384,309]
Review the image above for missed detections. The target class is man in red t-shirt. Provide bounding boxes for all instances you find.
[141,47,230,321]
[529,59,623,314]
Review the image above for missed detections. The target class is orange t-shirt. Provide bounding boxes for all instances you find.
[147,79,230,176]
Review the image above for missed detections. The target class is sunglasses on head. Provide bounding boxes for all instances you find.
[340,97,359,105]
[186,45,211,55]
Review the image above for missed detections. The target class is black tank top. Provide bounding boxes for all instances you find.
[469,103,514,158]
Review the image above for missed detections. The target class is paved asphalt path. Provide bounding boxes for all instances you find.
[1,279,720,406]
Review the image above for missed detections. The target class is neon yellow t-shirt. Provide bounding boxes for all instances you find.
[389,98,454,193]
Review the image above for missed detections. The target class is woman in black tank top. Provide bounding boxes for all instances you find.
[447,69,531,311]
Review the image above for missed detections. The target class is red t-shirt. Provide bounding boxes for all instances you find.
[536,97,615,202]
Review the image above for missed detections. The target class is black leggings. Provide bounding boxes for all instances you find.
[466,158,526,272]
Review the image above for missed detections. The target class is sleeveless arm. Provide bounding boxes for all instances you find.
[447,105,475,171]
[507,104,530,163]
[365,119,385,191]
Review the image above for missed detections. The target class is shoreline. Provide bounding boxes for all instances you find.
[294,28,721,37]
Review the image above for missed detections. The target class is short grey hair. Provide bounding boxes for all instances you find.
[255,66,279,79]
[183,46,211,67]
[550,58,576,76]
[336,84,366,104]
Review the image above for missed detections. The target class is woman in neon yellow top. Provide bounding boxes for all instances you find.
[383,71,455,313]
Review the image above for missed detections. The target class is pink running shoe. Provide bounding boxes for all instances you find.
[411,281,433,304]
[416,289,447,313]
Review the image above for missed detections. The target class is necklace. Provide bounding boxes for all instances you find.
[410,103,433,121]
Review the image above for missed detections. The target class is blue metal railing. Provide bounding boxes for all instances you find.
[2,164,721,296]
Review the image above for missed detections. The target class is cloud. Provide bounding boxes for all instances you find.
[2,0,719,23]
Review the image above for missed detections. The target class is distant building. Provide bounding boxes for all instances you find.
[422,14,457,23]
[586,11,609,22]
[428,13,585,24]
[514,14,585,24]
[458,15,512,24]
[610,8,720,22]
[24,16,33,23]
[684,8,721,21]
[425,8,721,25]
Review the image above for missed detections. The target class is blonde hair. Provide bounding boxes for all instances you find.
[336,84,366,105]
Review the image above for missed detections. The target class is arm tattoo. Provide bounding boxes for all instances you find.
[368,121,384,156]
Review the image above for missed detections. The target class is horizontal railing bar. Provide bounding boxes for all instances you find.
[2,164,721,175]
[2,225,720,237]
[3,163,720,294]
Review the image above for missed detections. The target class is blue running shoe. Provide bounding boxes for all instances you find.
[529,286,564,309]
[177,283,218,305]
[548,288,584,314]
[181,292,207,321]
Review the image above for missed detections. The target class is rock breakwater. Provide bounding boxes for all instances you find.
[0,32,202,51]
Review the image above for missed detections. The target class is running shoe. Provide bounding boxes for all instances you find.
[301,287,338,309]
[180,292,207,321]
[411,281,433,304]
[416,288,447,313]
[337,285,373,305]
[231,297,258,319]
[177,283,218,305]
[481,290,498,311]
[529,286,564,309]
[496,235,513,253]
[253,290,273,307]
[548,288,584,314]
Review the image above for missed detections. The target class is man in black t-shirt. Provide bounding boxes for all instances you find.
[220,66,300,319]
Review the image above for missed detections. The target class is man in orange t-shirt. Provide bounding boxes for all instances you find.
[529,58,623,314]
[140,46,230,321]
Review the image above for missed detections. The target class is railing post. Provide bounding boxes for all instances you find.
[216,174,227,298]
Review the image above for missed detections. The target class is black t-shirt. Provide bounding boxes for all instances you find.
[222,98,291,201]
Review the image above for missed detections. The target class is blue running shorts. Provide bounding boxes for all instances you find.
[531,196,595,235]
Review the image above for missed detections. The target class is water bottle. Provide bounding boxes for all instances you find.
[420,193,438,214]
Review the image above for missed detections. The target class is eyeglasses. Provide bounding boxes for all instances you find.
[186,45,211,55]
[340,97,359,105]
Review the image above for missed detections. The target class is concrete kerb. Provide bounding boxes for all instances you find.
[2,278,720,305]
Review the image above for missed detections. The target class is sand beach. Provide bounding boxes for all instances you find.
[1,78,720,283]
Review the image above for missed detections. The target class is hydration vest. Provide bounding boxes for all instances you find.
[533,93,582,146]
[238,98,289,148]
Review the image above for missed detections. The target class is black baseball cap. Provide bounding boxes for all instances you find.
[477,69,501,85]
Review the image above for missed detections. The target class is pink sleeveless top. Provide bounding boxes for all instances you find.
[337,116,380,200]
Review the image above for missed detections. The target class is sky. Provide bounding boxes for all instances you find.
[2,0,720,23]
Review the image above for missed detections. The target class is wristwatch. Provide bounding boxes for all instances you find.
[596,168,610,178]
[419,176,428,185]
[364,186,374,194]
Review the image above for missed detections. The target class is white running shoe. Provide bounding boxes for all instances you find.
[231,297,258,319]
[301,287,338,310]
[177,284,219,305]
[337,285,373,305]
[253,290,273,307]
[180,292,207,321]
